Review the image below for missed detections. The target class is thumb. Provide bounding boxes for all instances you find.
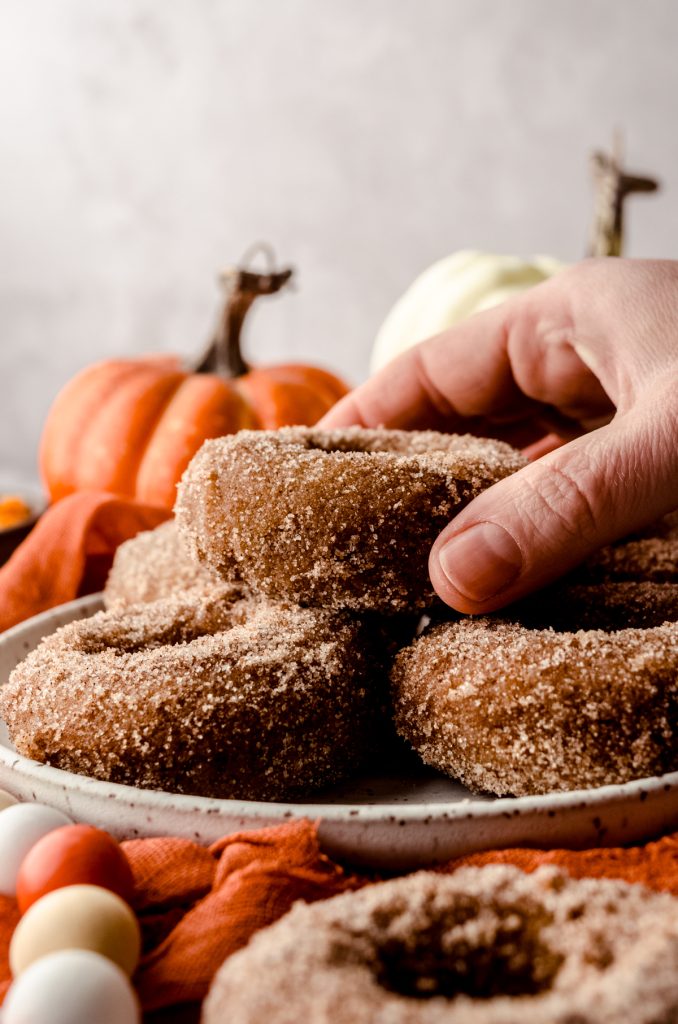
[429,394,678,613]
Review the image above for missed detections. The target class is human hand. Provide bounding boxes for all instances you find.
[320,259,678,613]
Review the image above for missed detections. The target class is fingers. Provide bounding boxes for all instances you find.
[319,302,532,431]
[429,387,678,613]
[320,271,614,432]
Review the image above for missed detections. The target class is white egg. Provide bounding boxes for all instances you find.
[2,949,140,1024]
[0,803,72,896]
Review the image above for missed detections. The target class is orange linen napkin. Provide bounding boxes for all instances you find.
[0,820,678,1017]
[0,491,170,632]
[131,821,359,1012]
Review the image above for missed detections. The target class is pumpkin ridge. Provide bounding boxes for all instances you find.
[134,374,258,508]
[74,366,186,497]
[124,372,190,499]
[40,361,145,502]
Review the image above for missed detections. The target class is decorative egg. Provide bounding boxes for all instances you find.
[10,883,141,977]
[0,788,17,812]
[2,949,140,1024]
[16,824,135,913]
[0,803,72,896]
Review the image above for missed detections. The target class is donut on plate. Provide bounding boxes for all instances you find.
[104,519,224,610]
[577,511,678,584]
[0,590,384,801]
[391,601,678,796]
[175,426,526,613]
[203,864,678,1024]
[510,579,678,632]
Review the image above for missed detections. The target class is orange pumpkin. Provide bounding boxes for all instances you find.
[40,263,349,509]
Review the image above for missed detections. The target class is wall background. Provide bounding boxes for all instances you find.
[0,0,676,485]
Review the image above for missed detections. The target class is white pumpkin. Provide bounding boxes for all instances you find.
[371,250,565,374]
[371,144,659,375]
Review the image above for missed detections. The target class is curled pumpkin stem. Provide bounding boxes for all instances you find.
[196,261,294,378]
[588,135,659,258]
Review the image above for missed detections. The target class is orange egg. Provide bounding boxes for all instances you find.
[10,884,141,977]
[16,824,134,913]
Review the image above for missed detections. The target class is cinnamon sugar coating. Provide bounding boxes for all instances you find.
[104,519,225,610]
[203,865,678,1023]
[577,510,678,584]
[580,536,678,584]
[0,590,383,800]
[175,427,526,613]
[391,615,678,796]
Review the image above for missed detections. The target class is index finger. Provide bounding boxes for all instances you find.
[319,302,526,430]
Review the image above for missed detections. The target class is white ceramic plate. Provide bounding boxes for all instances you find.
[0,596,676,869]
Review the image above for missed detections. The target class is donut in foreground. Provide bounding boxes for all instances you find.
[392,612,678,796]
[203,865,678,1024]
[0,591,382,800]
[175,426,526,613]
[104,519,224,610]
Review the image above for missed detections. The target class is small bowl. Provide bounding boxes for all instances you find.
[0,484,45,566]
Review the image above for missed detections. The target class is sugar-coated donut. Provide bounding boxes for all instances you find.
[175,426,526,613]
[572,509,678,584]
[203,865,678,1024]
[104,519,224,610]
[511,580,678,631]
[0,590,383,800]
[391,611,678,796]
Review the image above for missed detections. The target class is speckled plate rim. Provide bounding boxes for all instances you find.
[1,594,677,827]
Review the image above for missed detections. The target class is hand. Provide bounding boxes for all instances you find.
[320,258,678,613]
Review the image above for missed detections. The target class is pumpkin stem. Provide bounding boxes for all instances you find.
[588,132,659,257]
[195,257,294,378]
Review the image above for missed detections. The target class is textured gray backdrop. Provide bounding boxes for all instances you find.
[0,0,676,485]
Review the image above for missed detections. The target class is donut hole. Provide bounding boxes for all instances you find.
[299,431,452,457]
[374,913,564,1001]
[301,437,387,455]
[73,599,243,655]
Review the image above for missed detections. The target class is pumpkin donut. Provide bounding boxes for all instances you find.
[570,509,678,585]
[392,595,678,796]
[510,580,678,632]
[104,519,227,610]
[583,539,678,583]
[203,865,678,1023]
[0,590,383,800]
[175,426,526,613]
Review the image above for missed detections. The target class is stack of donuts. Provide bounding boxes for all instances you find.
[2,426,677,801]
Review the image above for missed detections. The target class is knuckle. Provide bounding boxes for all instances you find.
[523,461,604,545]
[412,344,456,419]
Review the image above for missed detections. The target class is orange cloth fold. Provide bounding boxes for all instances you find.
[131,821,358,1012]
[0,491,170,632]
[443,832,678,891]
[1,820,678,1019]
[0,896,20,1006]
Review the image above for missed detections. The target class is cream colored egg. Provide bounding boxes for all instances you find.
[3,949,140,1024]
[10,883,141,977]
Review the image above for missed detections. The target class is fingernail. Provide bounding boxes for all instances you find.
[437,523,522,603]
